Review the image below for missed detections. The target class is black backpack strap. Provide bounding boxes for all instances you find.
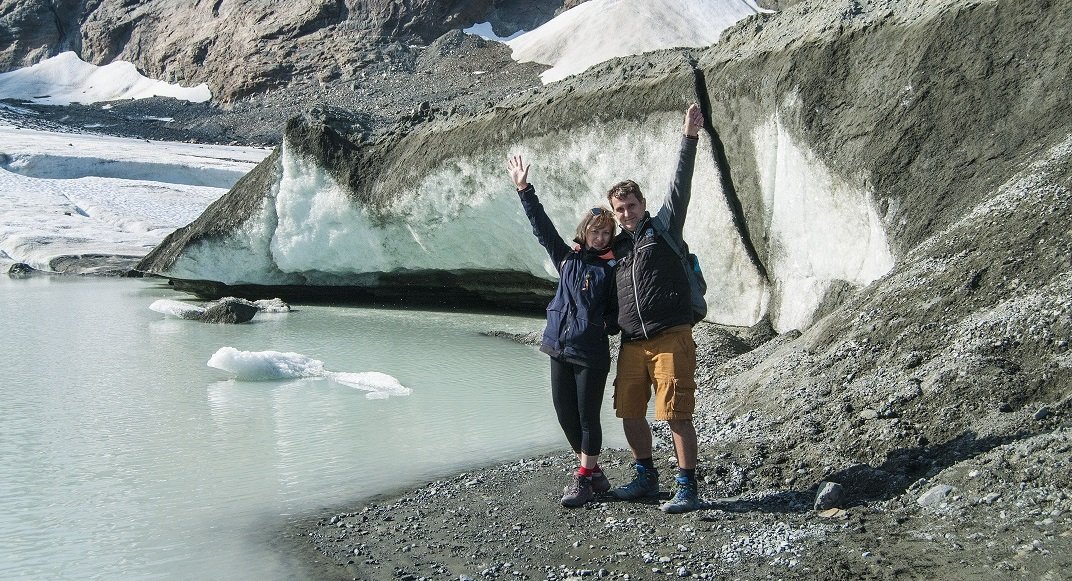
[649,214,687,261]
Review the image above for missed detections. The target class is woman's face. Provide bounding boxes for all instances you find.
[585,225,613,250]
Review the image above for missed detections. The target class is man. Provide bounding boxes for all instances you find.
[607,103,704,513]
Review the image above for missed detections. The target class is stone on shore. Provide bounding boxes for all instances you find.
[813,481,844,511]
[918,485,955,507]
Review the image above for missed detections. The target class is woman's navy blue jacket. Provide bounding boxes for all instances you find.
[517,185,619,370]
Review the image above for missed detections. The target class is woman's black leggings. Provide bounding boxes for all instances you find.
[549,357,608,456]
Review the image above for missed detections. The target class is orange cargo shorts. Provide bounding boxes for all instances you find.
[613,325,697,421]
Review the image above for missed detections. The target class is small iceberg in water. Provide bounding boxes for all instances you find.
[206,347,411,399]
[150,297,291,324]
[150,299,205,320]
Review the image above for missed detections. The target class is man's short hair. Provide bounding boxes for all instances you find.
[607,179,645,203]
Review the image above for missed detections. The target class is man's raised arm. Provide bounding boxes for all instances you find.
[657,103,704,238]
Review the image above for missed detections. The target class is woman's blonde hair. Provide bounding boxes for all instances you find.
[574,206,616,246]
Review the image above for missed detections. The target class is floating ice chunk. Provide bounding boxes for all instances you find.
[151,297,290,319]
[149,299,206,320]
[206,347,410,399]
[327,371,412,398]
[207,347,326,381]
[252,298,292,313]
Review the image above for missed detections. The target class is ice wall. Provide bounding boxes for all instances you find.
[167,115,767,327]
[753,111,895,330]
[167,107,892,330]
[172,140,551,285]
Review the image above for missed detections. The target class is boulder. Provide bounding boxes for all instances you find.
[917,485,955,507]
[813,481,844,511]
[200,297,259,324]
[7,262,38,277]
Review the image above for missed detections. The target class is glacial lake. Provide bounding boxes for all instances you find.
[0,276,626,580]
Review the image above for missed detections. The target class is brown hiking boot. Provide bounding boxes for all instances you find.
[560,474,594,508]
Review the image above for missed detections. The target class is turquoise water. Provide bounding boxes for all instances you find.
[0,276,624,580]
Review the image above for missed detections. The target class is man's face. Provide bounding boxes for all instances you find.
[610,193,646,233]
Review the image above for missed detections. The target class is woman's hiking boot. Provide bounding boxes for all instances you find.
[610,463,659,500]
[563,471,611,495]
[591,470,611,494]
[561,474,594,508]
[660,475,701,513]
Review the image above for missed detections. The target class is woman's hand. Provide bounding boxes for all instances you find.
[507,155,530,190]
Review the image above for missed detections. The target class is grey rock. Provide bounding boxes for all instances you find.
[858,409,879,421]
[1034,407,1053,421]
[200,297,258,324]
[918,485,955,507]
[7,262,38,277]
[482,330,542,347]
[813,481,845,511]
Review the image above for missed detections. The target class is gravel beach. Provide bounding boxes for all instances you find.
[292,322,1072,580]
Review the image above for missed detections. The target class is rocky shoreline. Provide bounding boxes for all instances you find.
[294,437,1071,580]
[292,322,1071,580]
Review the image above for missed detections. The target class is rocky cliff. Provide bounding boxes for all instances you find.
[0,0,570,102]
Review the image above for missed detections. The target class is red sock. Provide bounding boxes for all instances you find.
[577,466,594,477]
[592,465,603,474]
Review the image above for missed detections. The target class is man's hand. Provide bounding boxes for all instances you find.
[507,155,530,190]
[683,103,704,138]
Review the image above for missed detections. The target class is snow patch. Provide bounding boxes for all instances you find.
[506,0,769,83]
[464,22,525,42]
[0,52,211,105]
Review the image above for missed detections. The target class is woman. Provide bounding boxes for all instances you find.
[507,154,619,508]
